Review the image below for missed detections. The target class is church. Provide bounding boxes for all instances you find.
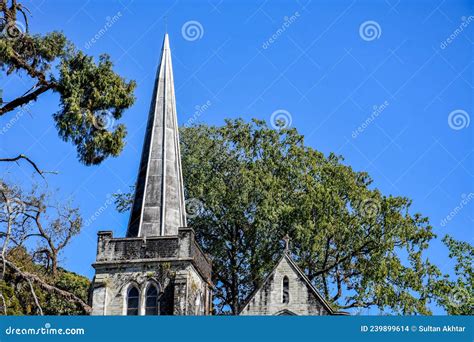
[90,34,342,316]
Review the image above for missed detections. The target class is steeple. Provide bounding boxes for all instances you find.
[126,34,187,237]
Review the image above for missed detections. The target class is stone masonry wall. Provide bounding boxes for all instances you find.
[91,230,212,316]
[92,261,210,315]
[240,256,330,316]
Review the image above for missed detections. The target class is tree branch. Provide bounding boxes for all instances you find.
[331,267,343,302]
[4,258,91,314]
[340,301,375,310]
[0,293,6,315]
[0,187,12,279]
[313,235,373,277]
[26,278,43,315]
[0,154,57,177]
[0,83,54,116]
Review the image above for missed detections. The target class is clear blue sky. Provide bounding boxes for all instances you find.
[1,0,472,314]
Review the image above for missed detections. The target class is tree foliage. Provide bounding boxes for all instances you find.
[180,119,441,314]
[0,0,136,165]
[431,236,473,315]
[1,246,90,315]
[115,119,470,315]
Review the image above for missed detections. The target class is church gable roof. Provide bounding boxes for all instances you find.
[282,254,335,313]
[239,252,336,315]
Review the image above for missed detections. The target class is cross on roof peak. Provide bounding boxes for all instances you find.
[283,234,290,252]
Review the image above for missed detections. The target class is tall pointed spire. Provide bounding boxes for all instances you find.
[126,34,187,237]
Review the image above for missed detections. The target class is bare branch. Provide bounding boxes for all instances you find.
[0,293,6,315]
[0,186,12,279]
[26,278,43,315]
[0,84,54,116]
[340,300,376,310]
[0,154,58,177]
[16,3,30,32]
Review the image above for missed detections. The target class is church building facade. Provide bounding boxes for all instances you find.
[90,34,212,316]
[90,34,341,316]
[240,245,337,316]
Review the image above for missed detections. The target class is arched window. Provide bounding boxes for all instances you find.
[145,284,159,315]
[282,276,289,304]
[127,287,140,315]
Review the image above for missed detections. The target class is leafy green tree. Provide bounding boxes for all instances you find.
[0,0,135,165]
[431,235,473,315]
[116,118,449,315]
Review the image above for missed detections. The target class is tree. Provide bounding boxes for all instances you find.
[115,118,451,315]
[431,236,473,315]
[0,0,136,165]
[20,186,81,276]
[0,181,90,314]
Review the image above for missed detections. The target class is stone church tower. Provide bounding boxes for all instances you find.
[90,34,212,315]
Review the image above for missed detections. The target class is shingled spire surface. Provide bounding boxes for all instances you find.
[126,34,187,237]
